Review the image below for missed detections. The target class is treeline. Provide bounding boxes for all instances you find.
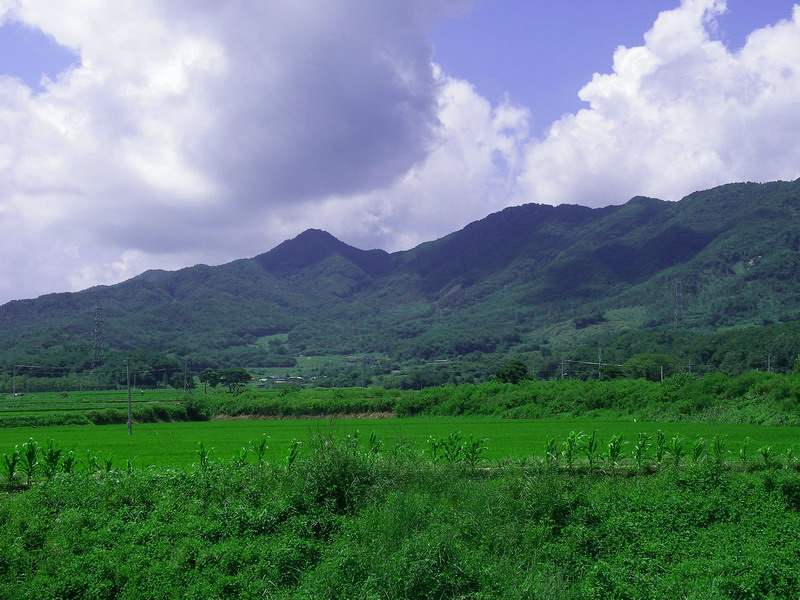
[179,370,800,426]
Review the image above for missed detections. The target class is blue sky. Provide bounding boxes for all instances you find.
[0,0,799,303]
[431,0,795,133]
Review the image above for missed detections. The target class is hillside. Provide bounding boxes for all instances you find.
[1,179,799,372]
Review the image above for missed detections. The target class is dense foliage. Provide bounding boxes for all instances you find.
[3,370,800,428]
[1,435,800,599]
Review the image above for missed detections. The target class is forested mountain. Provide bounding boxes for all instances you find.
[1,179,799,373]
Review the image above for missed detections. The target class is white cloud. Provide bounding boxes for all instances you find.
[0,0,466,301]
[517,0,800,208]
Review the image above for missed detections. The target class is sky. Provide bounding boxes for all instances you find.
[0,0,799,304]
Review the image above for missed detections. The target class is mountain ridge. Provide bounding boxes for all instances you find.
[1,179,799,369]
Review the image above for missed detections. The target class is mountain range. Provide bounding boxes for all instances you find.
[1,179,799,372]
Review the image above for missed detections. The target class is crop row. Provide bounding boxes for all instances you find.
[4,428,799,493]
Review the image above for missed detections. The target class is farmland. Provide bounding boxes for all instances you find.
[2,417,800,469]
[3,373,800,598]
[2,432,800,599]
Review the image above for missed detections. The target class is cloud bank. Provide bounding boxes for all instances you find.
[0,0,799,303]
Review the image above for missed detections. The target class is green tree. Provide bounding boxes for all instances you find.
[198,368,220,393]
[493,359,530,384]
[624,353,678,382]
[219,367,252,394]
[170,371,196,391]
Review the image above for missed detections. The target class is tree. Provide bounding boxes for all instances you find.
[170,371,196,392]
[219,367,252,394]
[493,359,530,384]
[624,353,678,382]
[198,368,220,393]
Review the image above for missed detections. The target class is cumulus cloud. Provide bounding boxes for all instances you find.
[517,0,800,207]
[0,0,464,301]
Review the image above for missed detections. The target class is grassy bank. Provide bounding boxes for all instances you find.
[3,370,800,429]
[1,436,800,599]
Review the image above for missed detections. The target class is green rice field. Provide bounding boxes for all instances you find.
[2,417,799,468]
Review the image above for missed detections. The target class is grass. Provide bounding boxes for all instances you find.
[1,417,799,469]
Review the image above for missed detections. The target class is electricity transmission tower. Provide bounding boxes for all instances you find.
[673,278,684,330]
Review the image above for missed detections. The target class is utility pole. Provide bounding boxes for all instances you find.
[598,347,602,380]
[126,358,132,435]
[11,364,16,397]
[560,355,567,379]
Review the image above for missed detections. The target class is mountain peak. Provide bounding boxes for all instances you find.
[252,229,390,276]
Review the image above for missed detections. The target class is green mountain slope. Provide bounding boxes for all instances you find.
[1,179,798,370]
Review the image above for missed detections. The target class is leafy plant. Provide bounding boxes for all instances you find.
[441,432,463,465]
[758,445,775,469]
[564,431,585,471]
[711,434,729,466]
[666,434,687,467]
[3,447,20,489]
[252,435,270,467]
[606,434,625,469]
[233,446,249,467]
[286,439,302,468]
[632,433,651,470]
[544,436,560,466]
[40,440,63,479]
[691,437,706,465]
[61,450,77,474]
[582,431,601,471]
[462,436,488,470]
[19,438,39,487]
[739,438,751,468]
[367,432,383,456]
[655,430,667,466]
[196,442,213,471]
